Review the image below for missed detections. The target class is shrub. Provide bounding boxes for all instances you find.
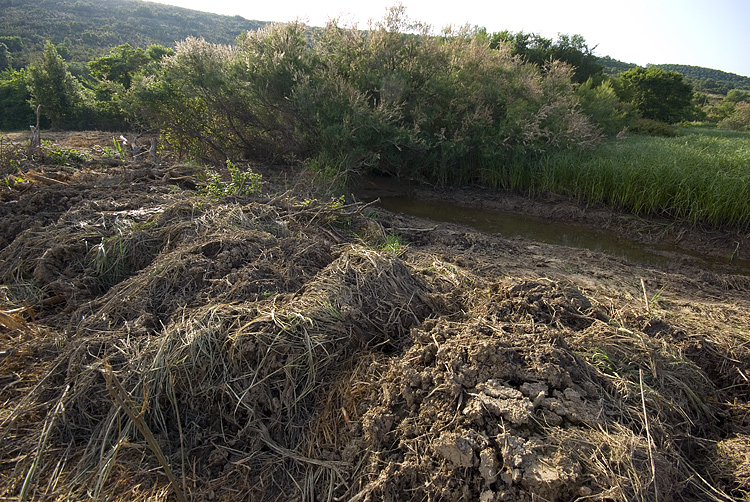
[628,118,678,137]
[202,160,262,197]
[718,102,750,131]
[576,78,632,135]
[132,9,601,184]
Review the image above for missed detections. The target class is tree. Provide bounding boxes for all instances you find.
[616,67,694,123]
[0,68,41,130]
[88,43,149,88]
[0,44,11,70]
[718,101,750,130]
[146,44,174,63]
[725,89,750,104]
[489,31,603,83]
[27,42,83,129]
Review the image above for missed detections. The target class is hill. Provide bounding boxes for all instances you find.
[654,63,750,93]
[0,0,266,67]
[598,56,750,95]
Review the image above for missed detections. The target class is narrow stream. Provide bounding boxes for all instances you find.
[354,177,750,274]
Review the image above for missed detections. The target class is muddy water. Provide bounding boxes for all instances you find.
[354,177,750,273]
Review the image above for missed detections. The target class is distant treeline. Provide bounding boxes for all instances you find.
[654,64,750,94]
[599,56,750,95]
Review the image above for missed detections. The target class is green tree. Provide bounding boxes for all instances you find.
[489,31,603,83]
[725,89,750,104]
[616,67,694,123]
[88,43,149,88]
[27,42,84,129]
[0,44,11,70]
[718,101,750,130]
[575,78,632,135]
[146,44,174,63]
[0,68,42,130]
[0,36,23,53]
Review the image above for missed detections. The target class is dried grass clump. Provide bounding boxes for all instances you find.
[714,435,750,496]
[1,235,437,500]
[547,424,683,501]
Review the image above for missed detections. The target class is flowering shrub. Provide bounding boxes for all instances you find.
[132,8,601,184]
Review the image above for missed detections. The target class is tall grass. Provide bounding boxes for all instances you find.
[496,126,750,229]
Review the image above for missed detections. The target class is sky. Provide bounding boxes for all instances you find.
[149,0,750,77]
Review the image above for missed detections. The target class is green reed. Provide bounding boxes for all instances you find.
[498,126,750,230]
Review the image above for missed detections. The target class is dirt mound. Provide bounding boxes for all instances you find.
[336,279,724,501]
[1,146,749,501]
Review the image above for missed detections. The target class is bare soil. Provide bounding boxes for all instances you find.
[1,132,749,501]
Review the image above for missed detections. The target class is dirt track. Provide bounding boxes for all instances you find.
[1,132,749,501]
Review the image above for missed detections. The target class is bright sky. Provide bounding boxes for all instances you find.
[150,0,750,77]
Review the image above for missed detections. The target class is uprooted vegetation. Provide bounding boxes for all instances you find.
[1,140,749,502]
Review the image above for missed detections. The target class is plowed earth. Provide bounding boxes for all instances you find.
[1,132,749,501]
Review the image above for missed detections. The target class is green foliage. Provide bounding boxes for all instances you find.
[88,43,149,88]
[724,89,750,104]
[718,102,750,131]
[575,78,632,135]
[133,11,600,184]
[41,141,91,165]
[381,234,403,253]
[0,44,11,69]
[597,55,637,76]
[100,136,125,160]
[26,41,84,129]
[654,64,750,93]
[490,30,603,83]
[146,44,174,62]
[0,68,42,130]
[0,0,266,68]
[307,13,600,182]
[616,67,695,123]
[628,118,678,137]
[201,160,262,197]
[0,36,23,53]
[522,127,750,229]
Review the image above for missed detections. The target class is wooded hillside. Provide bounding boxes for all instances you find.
[654,64,750,93]
[0,0,266,67]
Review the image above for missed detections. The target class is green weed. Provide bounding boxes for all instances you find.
[201,160,262,197]
[40,141,91,166]
[381,234,402,254]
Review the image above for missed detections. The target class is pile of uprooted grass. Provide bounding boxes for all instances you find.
[1,173,749,501]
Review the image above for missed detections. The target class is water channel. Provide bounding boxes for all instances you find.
[353,177,750,274]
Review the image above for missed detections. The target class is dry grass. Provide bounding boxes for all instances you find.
[1,156,749,500]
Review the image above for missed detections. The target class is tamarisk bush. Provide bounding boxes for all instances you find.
[132,8,601,184]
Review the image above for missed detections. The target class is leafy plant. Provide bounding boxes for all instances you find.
[100,136,126,160]
[132,10,600,183]
[381,234,403,254]
[201,160,262,197]
[42,144,91,166]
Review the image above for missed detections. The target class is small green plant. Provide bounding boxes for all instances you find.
[91,231,130,289]
[2,175,23,187]
[381,234,402,253]
[101,137,126,160]
[43,144,91,166]
[587,348,616,373]
[202,160,262,197]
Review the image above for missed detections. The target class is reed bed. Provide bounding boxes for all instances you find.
[490,126,750,230]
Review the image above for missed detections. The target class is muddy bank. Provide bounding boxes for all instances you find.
[354,174,750,275]
[1,133,749,501]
